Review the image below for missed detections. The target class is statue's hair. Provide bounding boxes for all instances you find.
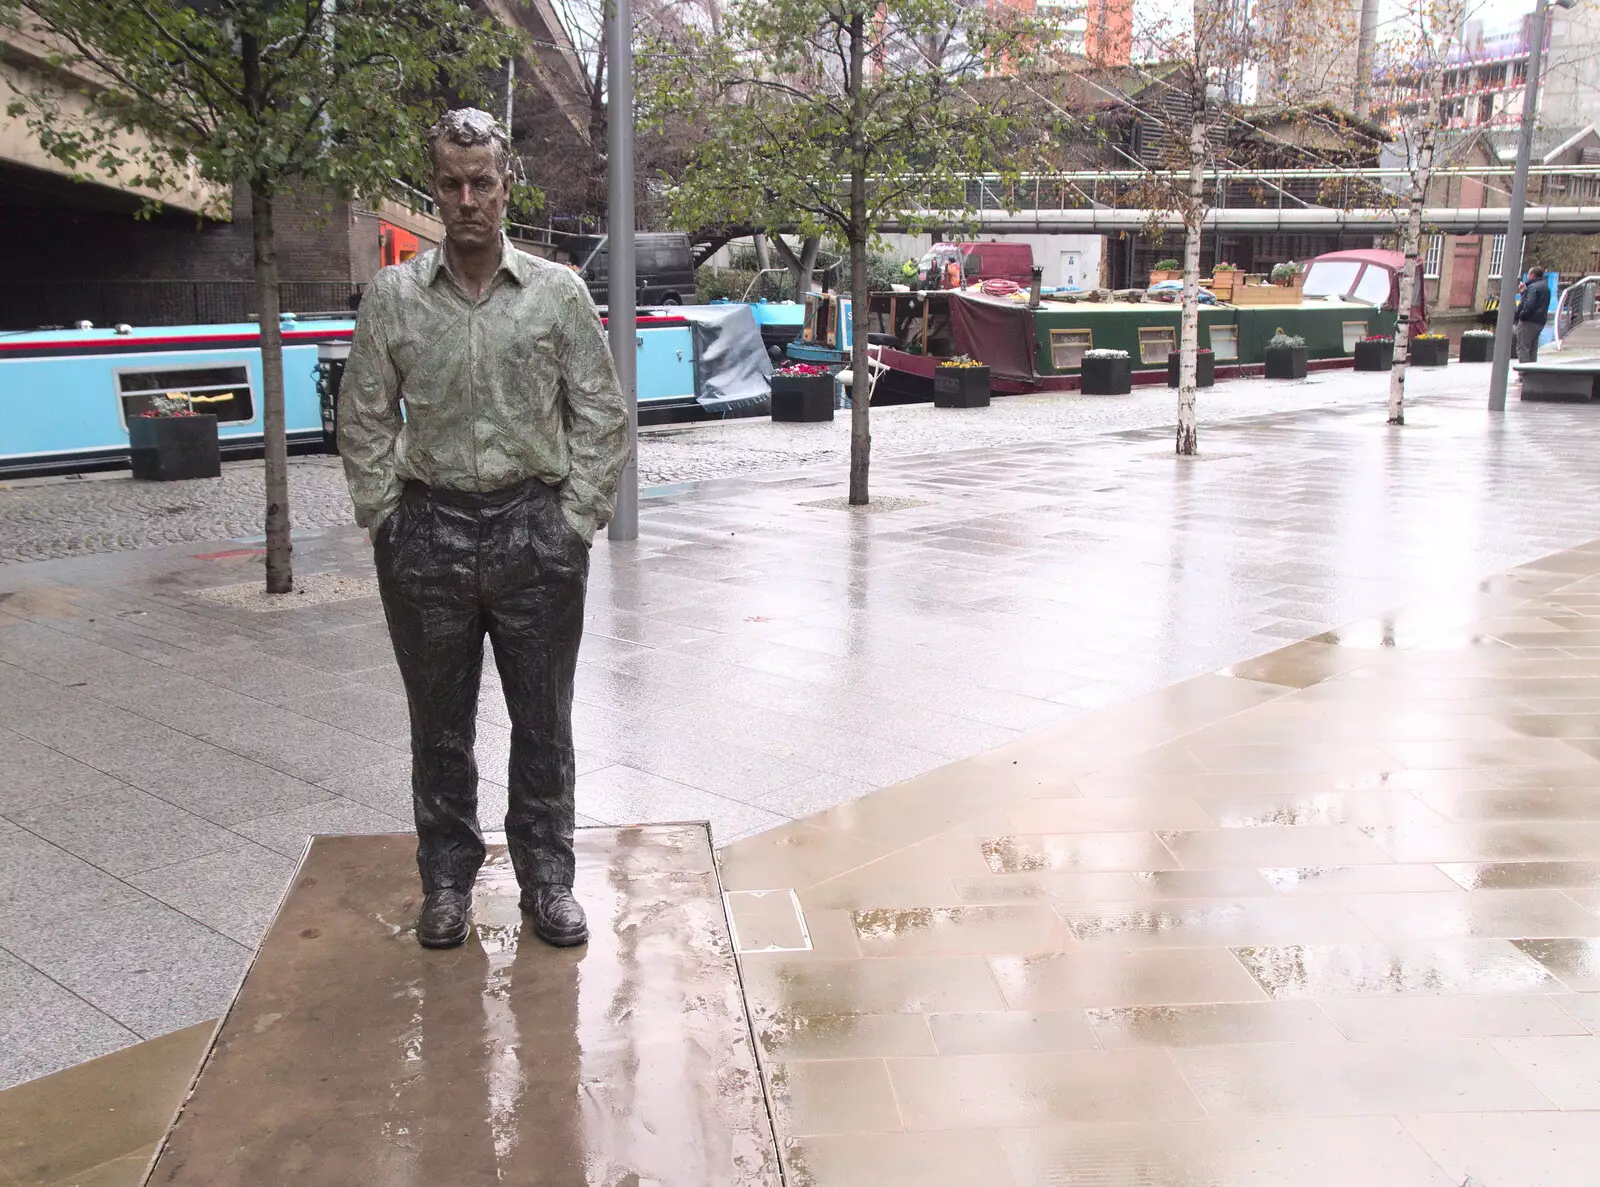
[427,108,512,174]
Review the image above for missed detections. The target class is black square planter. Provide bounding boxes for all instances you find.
[934,365,991,408]
[1459,335,1493,363]
[1080,356,1132,395]
[771,374,834,422]
[1263,345,1308,380]
[1354,340,1394,371]
[1410,337,1449,367]
[1167,351,1215,388]
[129,414,220,481]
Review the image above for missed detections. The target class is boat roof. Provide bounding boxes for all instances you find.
[1026,296,1379,313]
[1310,249,1406,272]
[0,318,356,353]
[0,310,693,356]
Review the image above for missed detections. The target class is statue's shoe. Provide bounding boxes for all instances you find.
[520,884,588,947]
[416,889,472,949]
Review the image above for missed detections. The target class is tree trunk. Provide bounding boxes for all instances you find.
[251,180,292,593]
[1391,17,1455,426]
[589,46,607,221]
[1392,115,1441,426]
[752,231,771,272]
[771,234,822,300]
[798,236,820,296]
[1390,183,1421,426]
[847,11,870,505]
[1176,112,1205,457]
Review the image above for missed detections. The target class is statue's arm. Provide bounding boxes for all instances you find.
[338,278,405,532]
[554,270,629,544]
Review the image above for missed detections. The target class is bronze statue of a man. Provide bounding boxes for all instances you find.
[340,108,628,949]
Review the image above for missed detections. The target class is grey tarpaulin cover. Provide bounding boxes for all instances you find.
[677,304,773,415]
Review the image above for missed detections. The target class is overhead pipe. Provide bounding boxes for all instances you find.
[878,207,1600,235]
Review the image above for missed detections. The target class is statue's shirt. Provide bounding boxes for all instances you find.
[339,235,628,542]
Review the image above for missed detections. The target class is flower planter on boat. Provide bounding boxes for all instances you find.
[130,413,220,481]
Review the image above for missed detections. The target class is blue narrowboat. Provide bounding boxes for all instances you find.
[0,317,351,477]
[0,305,768,476]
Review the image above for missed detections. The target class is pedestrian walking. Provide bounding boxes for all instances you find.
[339,108,628,950]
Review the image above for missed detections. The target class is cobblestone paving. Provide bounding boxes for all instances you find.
[637,375,1376,486]
[0,458,355,565]
[0,375,1371,564]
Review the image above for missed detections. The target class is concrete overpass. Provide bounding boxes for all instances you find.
[1,21,226,217]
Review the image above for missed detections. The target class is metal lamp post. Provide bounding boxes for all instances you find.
[1488,0,1579,411]
[606,0,638,540]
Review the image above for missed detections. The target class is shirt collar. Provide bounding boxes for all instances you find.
[424,232,531,290]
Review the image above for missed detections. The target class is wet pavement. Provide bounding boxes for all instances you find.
[145,825,778,1186]
[720,542,1600,1186]
[6,368,1600,1093]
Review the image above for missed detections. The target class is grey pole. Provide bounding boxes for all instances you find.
[1488,0,1550,412]
[606,0,638,541]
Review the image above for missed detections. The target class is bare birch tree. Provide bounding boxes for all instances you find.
[1379,0,1472,425]
[1123,0,1247,457]
[1121,0,1379,452]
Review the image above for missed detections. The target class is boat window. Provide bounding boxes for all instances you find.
[1301,260,1360,298]
[1342,321,1368,352]
[117,365,254,425]
[1209,325,1239,361]
[1352,265,1391,305]
[1049,328,1093,369]
[1138,327,1176,365]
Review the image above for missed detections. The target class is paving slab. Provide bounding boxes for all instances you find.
[144,826,779,1187]
[720,542,1600,1185]
[0,1021,214,1187]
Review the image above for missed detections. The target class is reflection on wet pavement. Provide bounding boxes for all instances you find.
[721,544,1600,1184]
[145,827,779,1186]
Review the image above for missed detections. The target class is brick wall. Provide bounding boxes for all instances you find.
[0,180,373,285]
[0,178,388,325]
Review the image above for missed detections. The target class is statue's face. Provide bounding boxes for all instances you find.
[431,140,510,253]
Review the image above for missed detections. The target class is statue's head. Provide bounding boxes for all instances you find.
[427,108,512,254]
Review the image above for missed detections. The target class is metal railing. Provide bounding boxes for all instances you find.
[1554,275,1599,351]
[386,180,565,250]
[929,165,1600,216]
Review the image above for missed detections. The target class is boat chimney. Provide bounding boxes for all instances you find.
[1028,266,1043,308]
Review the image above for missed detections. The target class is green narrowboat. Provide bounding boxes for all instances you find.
[863,249,1415,400]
